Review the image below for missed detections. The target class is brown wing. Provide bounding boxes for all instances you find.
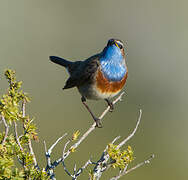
[63,54,100,89]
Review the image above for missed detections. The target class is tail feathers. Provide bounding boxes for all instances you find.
[49,56,73,68]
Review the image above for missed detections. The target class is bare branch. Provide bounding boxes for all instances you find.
[104,136,121,153]
[80,159,92,171]
[45,134,67,179]
[122,164,128,174]
[13,121,27,168]
[22,99,26,117]
[28,139,37,166]
[62,160,72,177]
[1,114,9,144]
[74,164,77,175]
[62,158,92,179]
[22,100,38,167]
[117,109,142,148]
[74,159,92,179]
[61,139,72,177]
[62,139,71,157]
[44,140,47,153]
[14,121,24,151]
[49,134,68,155]
[110,155,155,180]
[45,133,67,161]
[111,136,121,144]
[44,140,52,172]
[61,139,93,179]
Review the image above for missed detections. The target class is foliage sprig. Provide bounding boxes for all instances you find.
[0,69,49,179]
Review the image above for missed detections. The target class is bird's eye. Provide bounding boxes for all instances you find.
[118,44,123,49]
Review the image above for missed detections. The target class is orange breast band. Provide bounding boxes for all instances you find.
[96,69,128,93]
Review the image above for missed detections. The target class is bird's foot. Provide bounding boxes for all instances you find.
[105,99,114,112]
[94,118,102,128]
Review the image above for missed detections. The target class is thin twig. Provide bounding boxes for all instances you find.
[49,134,68,155]
[44,140,52,172]
[62,158,93,180]
[117,109,142,148]
[61,140,72,177]
[44,140,47,153]
[22,100,38,167]
[62,160,72,177]
[62,139,71,157]
[94,135,122,175]
[22,100,26,117]
[45,133,67,165]
[14,121,24,151]
[113,164,128,180]
[104,136,121,153]
[110,155,155,180]
[28,140,37,166]
[74,164,77,175]
[74,159,92,179]
[63,124,95,160]
[1,114,9,144]
[122,164,128,174]
[98,136,122,173]
[13,121,26,168]
[61,140,93,179]
[45,134,67,180]
[111,136,121,144]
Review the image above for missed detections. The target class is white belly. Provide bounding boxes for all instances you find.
[78,84,121,100]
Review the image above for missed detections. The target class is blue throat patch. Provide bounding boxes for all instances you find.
[100,45,127,81]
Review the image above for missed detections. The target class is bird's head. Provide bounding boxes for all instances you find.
[101,39,126,62]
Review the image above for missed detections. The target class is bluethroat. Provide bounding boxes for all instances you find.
[50,39,128,127]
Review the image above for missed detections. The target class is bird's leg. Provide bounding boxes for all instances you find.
[105,99,114,112]
[81,96,102,128]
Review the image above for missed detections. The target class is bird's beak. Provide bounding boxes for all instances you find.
[114,41,119,49]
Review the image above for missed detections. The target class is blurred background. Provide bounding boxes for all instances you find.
[0,0,187,179]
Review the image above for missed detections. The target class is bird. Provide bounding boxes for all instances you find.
[50,39,128,127]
